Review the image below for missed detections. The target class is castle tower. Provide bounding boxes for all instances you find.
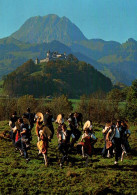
[47,50,50,57]
[35,58,39,64]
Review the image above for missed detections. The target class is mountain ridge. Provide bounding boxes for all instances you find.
[0,14,137,85]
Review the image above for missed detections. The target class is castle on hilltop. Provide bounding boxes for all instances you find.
[35,50,67,64]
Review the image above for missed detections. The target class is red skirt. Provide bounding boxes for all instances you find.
[78,137,92,156]
[15,131,20,142]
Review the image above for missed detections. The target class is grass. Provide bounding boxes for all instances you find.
[69,99,80,110]
[0,121,137,194]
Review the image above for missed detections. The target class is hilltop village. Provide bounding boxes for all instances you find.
[35,50,67,64]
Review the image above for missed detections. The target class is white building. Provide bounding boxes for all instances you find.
[35,50,67,64]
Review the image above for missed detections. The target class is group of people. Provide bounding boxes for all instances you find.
[3,108,131,167]
[56,114,97,167]
[35,111,97,167]
[102,120,131,165]
[6,108,35,162]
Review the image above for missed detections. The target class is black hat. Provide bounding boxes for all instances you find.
[46,109,50,113]
[27,107,30,112]
[13,111,17,115]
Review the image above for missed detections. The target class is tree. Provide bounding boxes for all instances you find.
[107,88,124,102]
[46,95,73,118]
[76,95,89,121]
[0,98,17,120]
[17,95,38,116]
[126,79,137,122]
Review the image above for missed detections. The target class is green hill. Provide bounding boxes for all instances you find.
[71,38,137,85]
[3,57,112,98]
[0,37,71,79]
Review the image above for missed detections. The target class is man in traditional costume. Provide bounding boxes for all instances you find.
[43,109,54,138]
[15,118,30,162]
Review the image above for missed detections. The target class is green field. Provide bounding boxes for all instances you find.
[0,121,137,194]
[69,99,80,110]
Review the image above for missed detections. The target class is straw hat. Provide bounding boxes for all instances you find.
[56,114,63,124]
[36,112,44,122]
[83,120,91,130]
[105,121,111,127]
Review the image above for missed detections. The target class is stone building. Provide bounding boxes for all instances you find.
[35,50,67,64]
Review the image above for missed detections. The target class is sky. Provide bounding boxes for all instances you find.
[0,0,137,43]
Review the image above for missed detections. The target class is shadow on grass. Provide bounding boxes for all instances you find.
[96,187,122,195]
[47,154,95,168]
[46,146,101,167]
[0,136,11,142]
[130,149,137,156]
[95,164,137,171]
[94,147,103,155]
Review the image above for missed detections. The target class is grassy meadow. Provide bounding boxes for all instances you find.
[68,99,80,110]
[0,121,137,195]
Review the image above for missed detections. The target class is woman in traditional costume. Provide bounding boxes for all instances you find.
[37,125,52,167]
[35,112,44,142]
[77,120,97,166]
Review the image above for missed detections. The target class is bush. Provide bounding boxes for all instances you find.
[76,96,125,124]
[0,98,17,120]
[46,95,73,119]
[17,95,38,116]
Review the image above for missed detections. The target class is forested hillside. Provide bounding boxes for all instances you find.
[3,57,112,98]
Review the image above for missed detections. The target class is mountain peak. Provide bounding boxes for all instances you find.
[61,16,70,21]
[44,14,59,19]
[127,38,136,43]
[11,14,87,45]
[122,38,137,48]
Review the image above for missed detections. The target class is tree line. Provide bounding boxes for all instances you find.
[0,78,137,124]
